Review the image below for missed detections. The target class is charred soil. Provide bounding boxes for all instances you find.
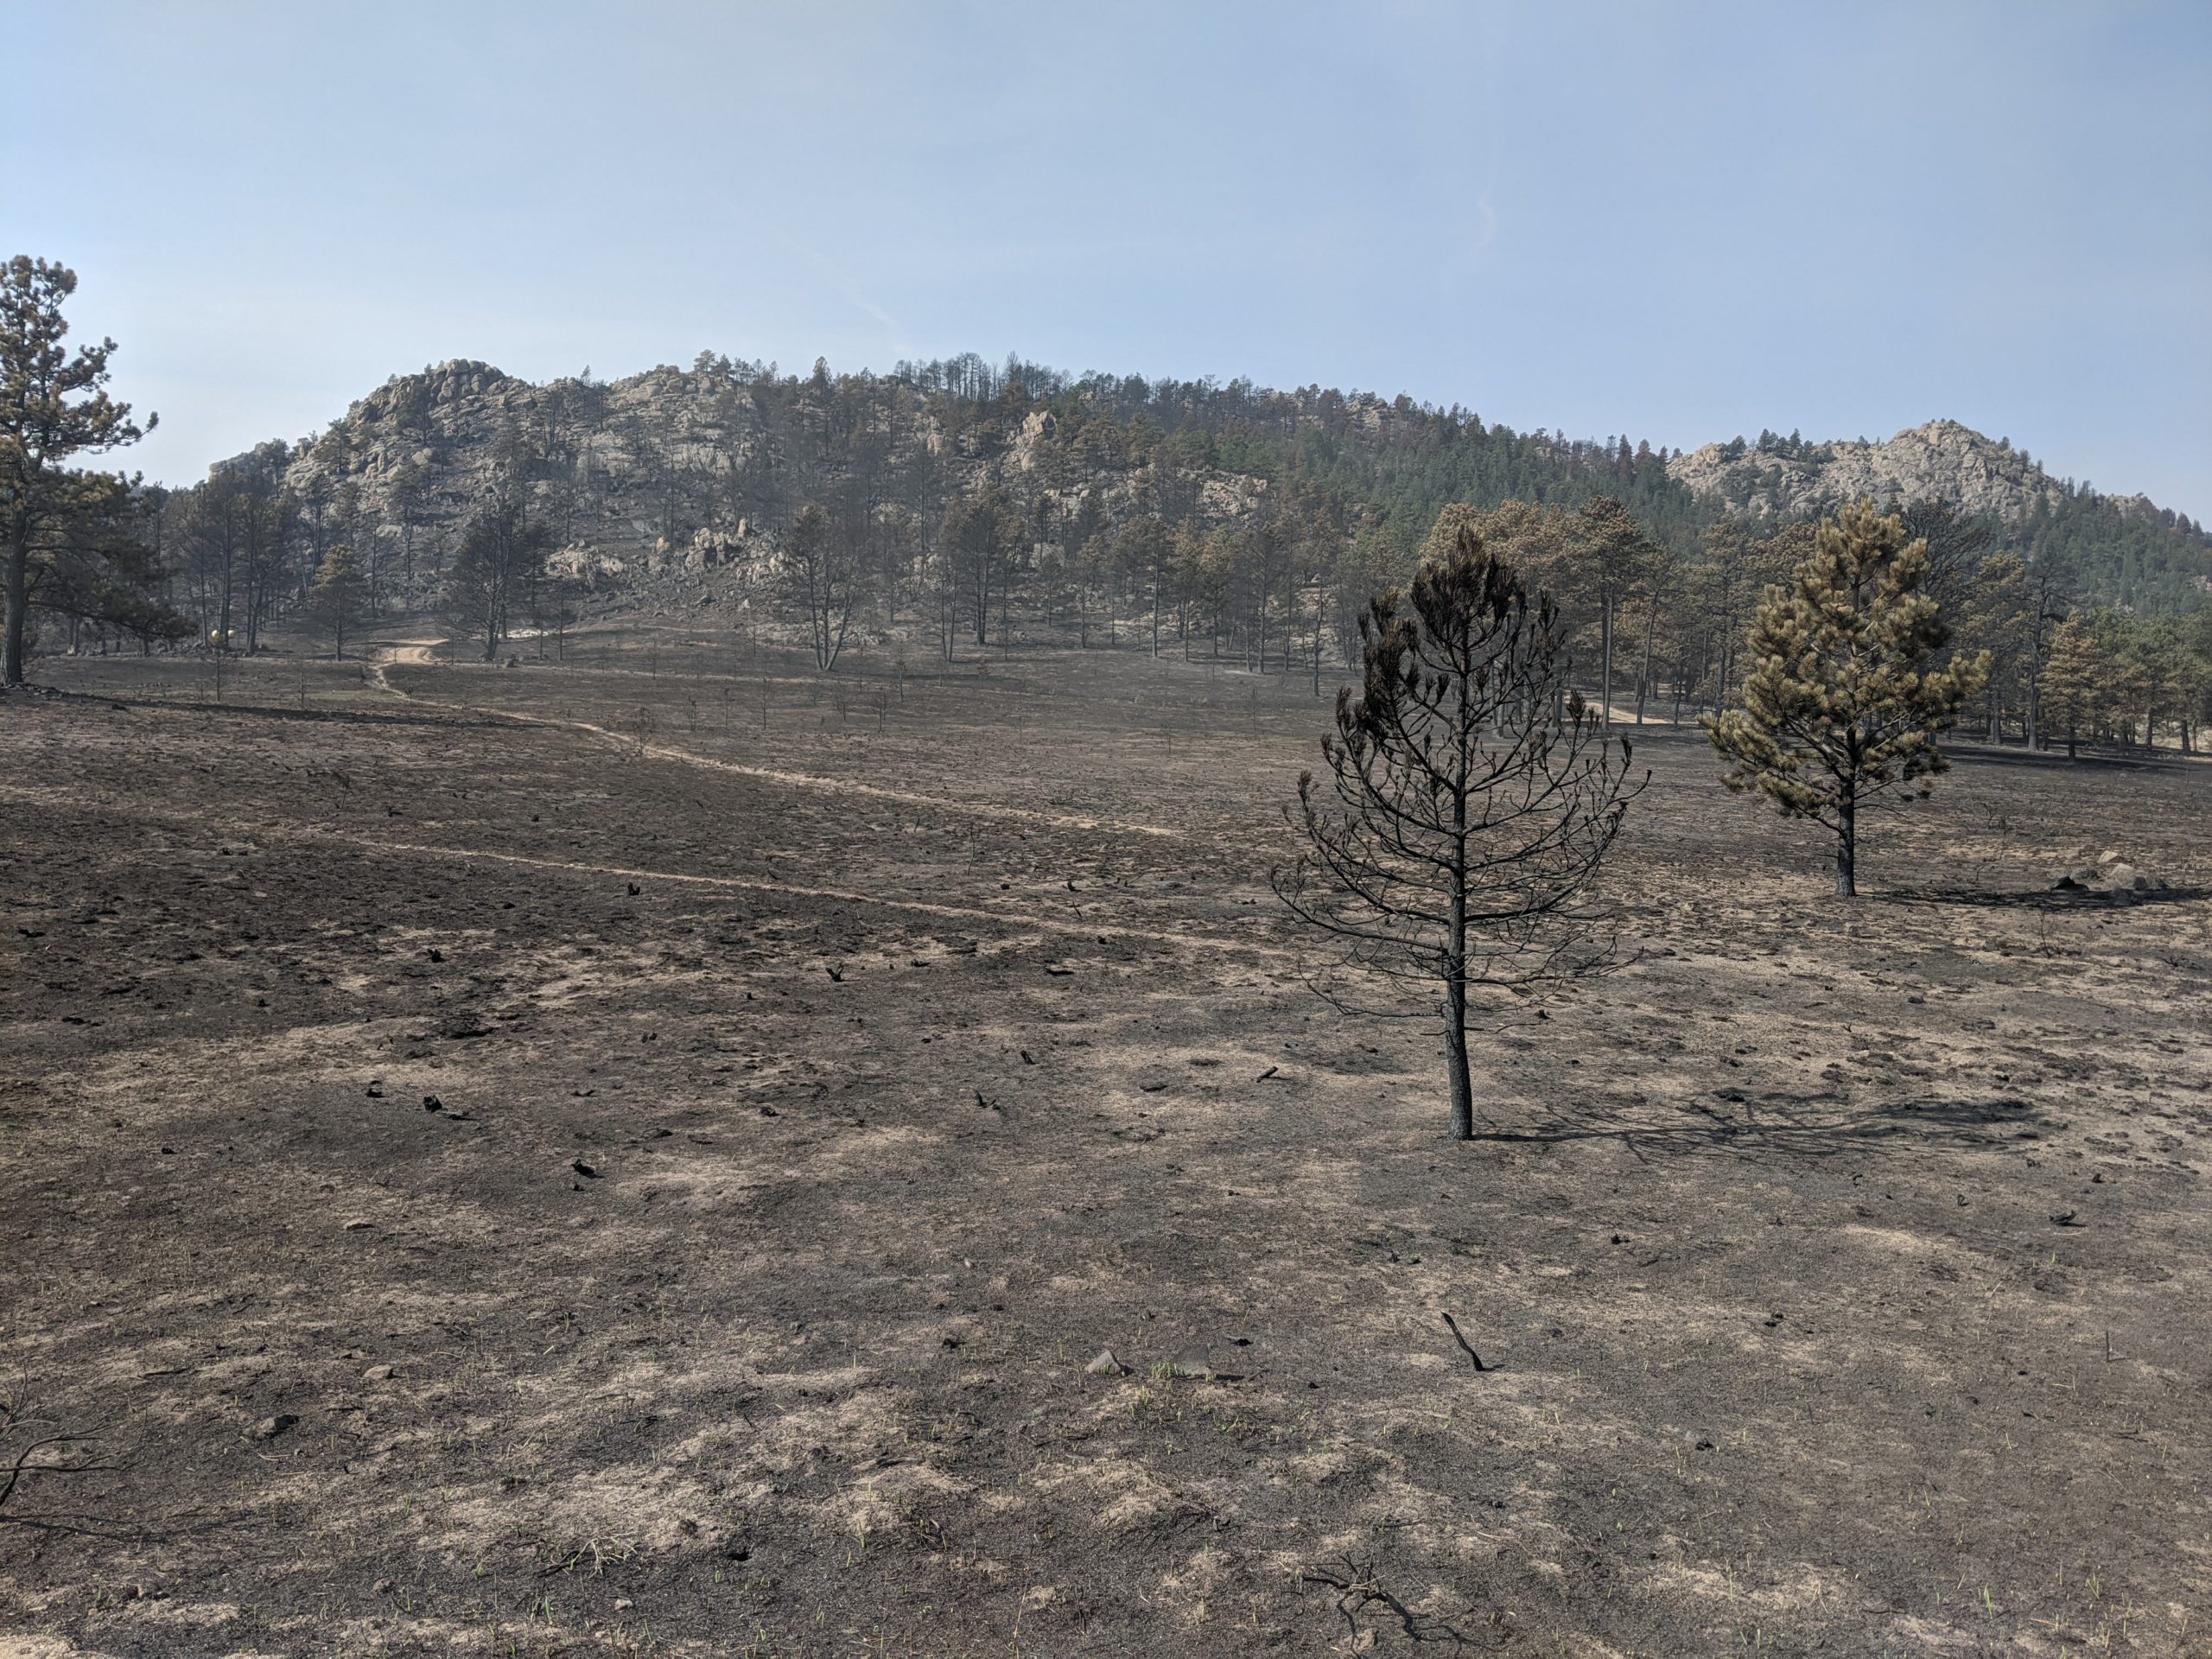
[3,629,2208,1656]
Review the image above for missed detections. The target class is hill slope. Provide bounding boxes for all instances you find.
[253,357,2210,613]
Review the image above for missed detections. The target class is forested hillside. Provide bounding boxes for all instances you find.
[46,349,2212,752]
[217,351,2211,613]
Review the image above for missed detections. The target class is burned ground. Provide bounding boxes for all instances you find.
[3,631,2208,1657]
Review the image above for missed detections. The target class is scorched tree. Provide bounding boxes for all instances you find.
[1274,524,1644,1141]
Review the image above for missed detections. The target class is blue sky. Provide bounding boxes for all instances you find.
[11,2,2209,517]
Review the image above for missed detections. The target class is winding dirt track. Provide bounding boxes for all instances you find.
[349,640,1294,963]
[314,830,1295,961]
[370,641,1179,838]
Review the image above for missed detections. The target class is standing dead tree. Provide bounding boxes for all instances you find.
[781,502,862,671]
[1274,524,1644,1141]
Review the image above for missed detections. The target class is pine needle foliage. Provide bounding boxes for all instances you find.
[1701,501,1987,896]
[308,542,369,658]
[2,257,164,683]
[1274,525,1644,1141]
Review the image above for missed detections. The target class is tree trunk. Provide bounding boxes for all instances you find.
[1834,796,1857,899]
[3,537,27,684]
[1636,594,1657,724]
[1447,663,1475,1141]
[1311,582,1324,697]
[1446,864,1473,1141]
[1599,599,1613,727]
[1445,977,1473,1141]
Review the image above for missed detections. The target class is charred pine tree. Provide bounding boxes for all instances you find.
[1275,525,1644,1141]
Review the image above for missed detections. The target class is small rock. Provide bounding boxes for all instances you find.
[613,1598,634,1612]
[1084,1349,1128,1377]
[249,1413,297,1441]
[363,1363,395,1381]
[372,1579,394,1596]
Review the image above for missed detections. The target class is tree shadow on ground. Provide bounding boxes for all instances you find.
[73,693,503,730]
[1877,884,2208,912]
[1948,741,2202,776]
[1478,1090,2045,1163]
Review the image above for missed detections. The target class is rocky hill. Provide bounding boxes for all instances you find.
[275,356,1278,599]
[228,357,2209,614]
[1664,420,2209,607]
[1669,419,2149,526]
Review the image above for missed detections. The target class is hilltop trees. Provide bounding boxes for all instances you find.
[445,493,552,664]
[1276,524,1644,1141]
[1703,503,1987,897]
[781,503,862,671]
[942,483,1024,646]
[1,257,171,683]
[1560,495,1658,725]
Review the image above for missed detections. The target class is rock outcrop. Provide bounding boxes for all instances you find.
[1667,420,2073,523]
[2053,849,2171,902]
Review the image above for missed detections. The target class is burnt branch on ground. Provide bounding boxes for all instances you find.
[0,1400,133,1541]
[1299,1556,1477,1649]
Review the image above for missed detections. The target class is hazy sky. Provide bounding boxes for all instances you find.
[12,2,2210,516]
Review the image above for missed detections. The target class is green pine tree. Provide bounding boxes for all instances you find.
[2,257,162,683]
[308,542,370,658]
[1702,501,1987,897]
[2037,613,2113,757]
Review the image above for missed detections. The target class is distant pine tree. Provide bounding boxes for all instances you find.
[1,257,168,683]
[308,542,369,658]
[1702,502,1986,897]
